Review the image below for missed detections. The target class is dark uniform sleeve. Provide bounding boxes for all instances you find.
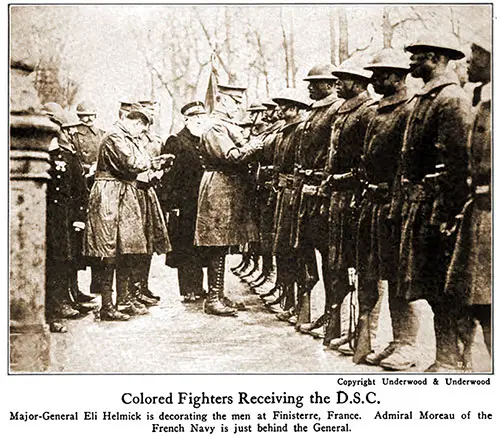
[69,153,88,223]
[203,123,260,163]
[158,135,180,209]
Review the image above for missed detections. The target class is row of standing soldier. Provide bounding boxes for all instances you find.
[207,34,489,372]
[42,32,490,372]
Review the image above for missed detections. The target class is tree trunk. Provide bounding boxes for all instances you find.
[280,8,290,87]
[289,9,297,87]
[382,7,393,48]
[329,9,337,65]
[338,9,349,64]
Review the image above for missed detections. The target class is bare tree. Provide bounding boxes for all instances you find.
[338,9,349,64]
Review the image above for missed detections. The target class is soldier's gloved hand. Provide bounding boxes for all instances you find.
[73,221,85,232]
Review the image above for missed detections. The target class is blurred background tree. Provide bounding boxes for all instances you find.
[10,4,491,135]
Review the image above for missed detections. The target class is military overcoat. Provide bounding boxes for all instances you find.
[46,136,88,264]
[294,93,344,248]
[356,89,412,283]
[72,123,105,169]
[445,83,491,305]
[272,117,304,255]
[397,73,470,301]
[194,115,259,247]
[326,92,377,274]
[160,127,205,267]
[84,121,170,258]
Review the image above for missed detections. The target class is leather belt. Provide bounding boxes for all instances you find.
[301,184,321,195]
[278,173,295,189]
[95,171,137,186]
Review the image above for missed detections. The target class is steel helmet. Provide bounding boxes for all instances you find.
[364,48,411,71]
[42,102,66,126]
[303,63,338,81]
[272,88,311,109]
[332,56,373,80]
[76,101,97,116]
[405,33,465,60]
[247,102,268,112]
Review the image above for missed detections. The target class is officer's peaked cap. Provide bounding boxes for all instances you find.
[405,33,465,60]
[303,63,338,81]
[217,84,247,102]
[272,88,311,109]
[181,101,207,116]
[364,48,411,71]
[128,103,153,125]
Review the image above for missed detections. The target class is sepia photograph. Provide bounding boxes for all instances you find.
[8,2,492,374]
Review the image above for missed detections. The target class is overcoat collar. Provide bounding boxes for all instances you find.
[310,92,340,109]
[377,88,409,110]
[416,71,458,96]
[337,91,371,114]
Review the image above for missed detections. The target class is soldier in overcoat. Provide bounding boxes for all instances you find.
[84,106,170,321]
[72,101,105,177]
[268,89,310,321]
[354,49,419,368]
[131,100,170,309]
[193,84,262,317]
[159,101,207,302]
[444,41,491,368]
[320,60,377,353]
[292,64,344,330]
[43,102,88,332]
[398,35,471,372]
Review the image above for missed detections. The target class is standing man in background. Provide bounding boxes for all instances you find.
[160,101,207,303]
[193,84,262,317]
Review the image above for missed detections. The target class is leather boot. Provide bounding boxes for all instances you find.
[204,251,237,317]
[97,263,130,321]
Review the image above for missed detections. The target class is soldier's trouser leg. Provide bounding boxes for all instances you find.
[178,263,204,297]
[46,260,70,321]
[324,270,351,346]
[353,279,382,363]
[431,300,460,369]
[276,253,296,310]
[139,254,152,293]
[116,255,131,306]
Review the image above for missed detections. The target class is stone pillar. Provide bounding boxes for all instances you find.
[10,58,58,372]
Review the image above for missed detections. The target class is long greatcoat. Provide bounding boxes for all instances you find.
[294,93,344,248]
[159,126,205,266]
[445,83,491,305]
[273,117,304,255]
[84,121,170,258]
[356,89,412,284]
[397,72,470,302]
[46,136,88,264]
[326,92,377,274]
[194,114,259,247]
